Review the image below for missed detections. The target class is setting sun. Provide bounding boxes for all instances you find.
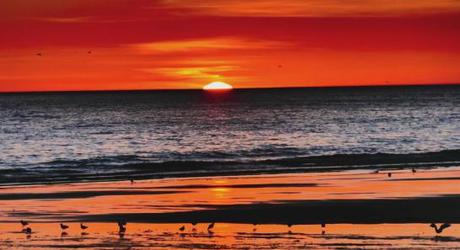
[203,82,233,90]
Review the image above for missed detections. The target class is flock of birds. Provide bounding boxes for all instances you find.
[19,219,452,237]
[20,220,87,236]
[19,219,326,237]
[19,220,217,236]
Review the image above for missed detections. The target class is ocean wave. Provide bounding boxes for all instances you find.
[2,149,460,186]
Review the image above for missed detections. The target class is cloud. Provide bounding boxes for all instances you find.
[0,0,160,22]
[129,36,291,85]
[29,16,93,23]
[160,0,460,17]
[139,64,242,87]
[30,16,152,23]
[149,65,236,78]
[133,37,291,53]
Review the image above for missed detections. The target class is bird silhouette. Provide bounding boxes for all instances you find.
[24,227,32,234]
[412,168,416,174]
[207,222,215,231]
[179,225,185,232]
[430,223,451,234]
[130,179,134,184]
[321,223,326,228]
[60,223,69,230]
[191,222,197,226]
[20,220,29,227]
[387,172,392,178]
[80,223,88,230]
[118,221,127,233]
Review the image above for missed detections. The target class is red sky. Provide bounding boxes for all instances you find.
[1,0,460,92]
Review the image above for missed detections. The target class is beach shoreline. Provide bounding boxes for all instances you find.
[1,166,460,249]
[3,149,460,187]
[1,164,460,249]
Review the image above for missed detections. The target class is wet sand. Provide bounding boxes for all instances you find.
[1,167,460,249]
[2,223,460,249]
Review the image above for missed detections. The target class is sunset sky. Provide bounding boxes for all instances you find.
[1,0,460,92]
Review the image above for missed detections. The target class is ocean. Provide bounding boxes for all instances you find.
[1,85,460,184]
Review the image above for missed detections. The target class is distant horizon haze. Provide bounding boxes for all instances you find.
[1,82,459,94]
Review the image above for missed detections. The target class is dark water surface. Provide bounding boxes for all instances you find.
[1,85,460,184]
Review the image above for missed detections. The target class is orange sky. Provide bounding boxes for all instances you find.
[1,0,460,92]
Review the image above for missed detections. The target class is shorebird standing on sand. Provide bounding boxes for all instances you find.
[80,223,88,230]
[387,172,392,178]
[60,223,69,237]
[412,168,416,174]
[321,222,326,234]
[430,223,451,234]
[21,221,32,234]
[179,225,185,232]
[207,222,215,231]
[118,221,127,233]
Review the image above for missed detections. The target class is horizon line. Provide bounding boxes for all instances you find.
[1,82,459,94]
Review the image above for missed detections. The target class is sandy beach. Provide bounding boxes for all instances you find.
[1,166,460,249]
